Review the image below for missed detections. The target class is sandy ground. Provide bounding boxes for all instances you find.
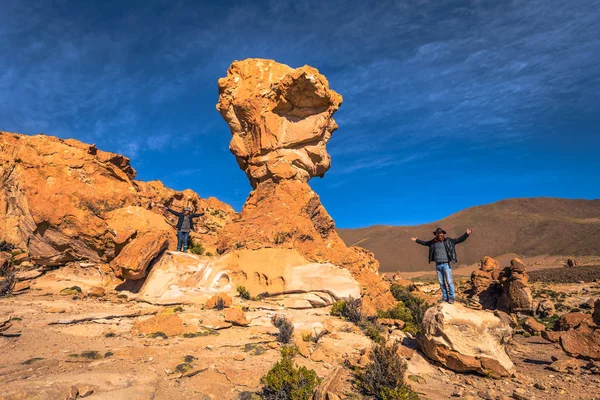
[1,275,600,399]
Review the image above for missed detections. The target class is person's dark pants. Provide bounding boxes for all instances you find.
[177,230,190,252]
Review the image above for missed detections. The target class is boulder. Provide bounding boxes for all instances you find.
[593,298,600,325]
[522,317,546,335]
[110,230,169,280]
[554,312,591,331]
[560,320,600,360]
[419,303,515,378]
[541,330,562,343]
[223,308,250,326]
[535,299,555,318]
[87,286,106,298]
[137,248,361,307]
[566,258,578,268]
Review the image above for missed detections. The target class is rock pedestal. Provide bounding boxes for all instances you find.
[215,59,395,314]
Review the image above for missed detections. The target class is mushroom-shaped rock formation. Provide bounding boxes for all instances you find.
[216,58,342,188]
[216,59,395,314]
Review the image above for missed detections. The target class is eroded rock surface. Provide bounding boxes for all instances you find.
[0,131,235,276]
[215,59,395,314]
[216,58,342,188]
[137,249,360,308]
[419,303,515,377]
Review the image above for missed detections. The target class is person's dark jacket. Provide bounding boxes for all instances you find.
[167,208,205,231]
[415,233,470,264]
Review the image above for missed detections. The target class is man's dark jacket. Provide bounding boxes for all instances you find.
[167,208,205,231]
[415,233,470,264]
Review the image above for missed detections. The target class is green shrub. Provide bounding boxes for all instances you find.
[331,301,346,316]
[357,342,419,400]
[362,320,385,344]
[390,284,430,333]
[237,286,251,300]
[378,302,414,323]
[271,314,294,344]
[189,240,205,255]
[261,347,319,400]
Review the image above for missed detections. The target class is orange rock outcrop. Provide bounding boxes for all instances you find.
[0,131,235,278]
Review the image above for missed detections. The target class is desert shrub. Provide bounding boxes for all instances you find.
[378,302,414,322]
[214,297,225,310]
[271,314,294,344]
[331,301,346,316]
[205,251,213,257]
[0,240,14,252]
[539,313,561,330]
[237,286,251,300]
[331,297,362,323]
[390,284,430,333]
[362,320,385,344]
[189,240,205,255]
[260,347,319,400]
[357,342,419,400]
[0,267,14,297]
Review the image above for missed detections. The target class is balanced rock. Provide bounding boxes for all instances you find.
[215,59,395,314]
[498,258,533,313]
[419,303,515,378]
[470,256,502,310]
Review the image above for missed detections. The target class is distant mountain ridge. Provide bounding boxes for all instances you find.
[337,198,600,273]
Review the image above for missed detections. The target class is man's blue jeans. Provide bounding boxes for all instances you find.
[177,230,189,252]
[436,263,455,301]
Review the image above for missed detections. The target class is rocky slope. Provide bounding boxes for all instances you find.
[0,131,235,277]
[338,198,600,273]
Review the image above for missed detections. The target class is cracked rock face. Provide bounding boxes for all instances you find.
[216,58,342,188]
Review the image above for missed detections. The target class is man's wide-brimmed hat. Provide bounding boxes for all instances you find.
[184,207,192,211]
[433,228,446,235]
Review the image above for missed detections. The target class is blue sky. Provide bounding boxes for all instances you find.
[1,0,599,227]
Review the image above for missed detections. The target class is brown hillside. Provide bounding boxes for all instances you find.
[337,198,600,273]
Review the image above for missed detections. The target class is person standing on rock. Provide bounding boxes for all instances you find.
[160,205,205,252]
[411,228,472,304]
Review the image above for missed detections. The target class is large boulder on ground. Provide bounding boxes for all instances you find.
[418,303,515,378]
[554,312,592,331]
[215,59,395,314]
[594,298,600,325]
[560,320,600,360]
[535,299,556,318]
